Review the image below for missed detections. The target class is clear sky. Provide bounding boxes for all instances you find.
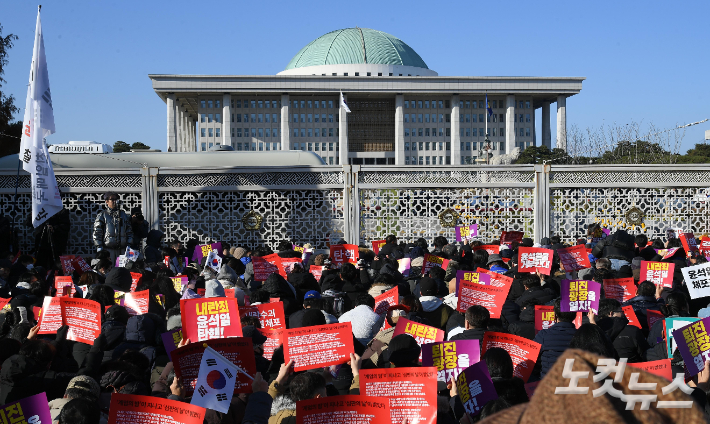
[3,0,709,153]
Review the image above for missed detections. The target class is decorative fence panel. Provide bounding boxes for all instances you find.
[1,163,709,256]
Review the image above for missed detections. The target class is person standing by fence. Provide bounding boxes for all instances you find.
[93,191,134,261]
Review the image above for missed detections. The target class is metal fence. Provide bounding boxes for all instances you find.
[0,164,708,255]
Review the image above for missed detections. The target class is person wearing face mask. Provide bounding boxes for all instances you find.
[93,192,134,261]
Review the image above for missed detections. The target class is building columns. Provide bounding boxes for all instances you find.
[222,93,231,146]
[451,94,460,165]
[505,94,516,155]
[542,101,551,149]
[166,94,177,152]
[339,94,348,165]
[394,94,405,165]
[556,95,567,150]
[281,94,291,150]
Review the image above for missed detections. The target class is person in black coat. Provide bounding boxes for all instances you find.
[533,299,578,378]
[144,230,163,264]
[450,305,490,344]
[515,274,555,308]
[275,240,302,259]
[287,264,320,304]
[622,281,664,333]
[377,235,402,259]
[336,263,369,311]
[594,299,649,363]
[29,207,71,270]
[591,229,635,269]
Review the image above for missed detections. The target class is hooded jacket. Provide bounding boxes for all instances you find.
[419,296,454,330]
[591,230,635,262]
[0,354,73,405]
[287,272,320,303]
[268,381,296,424]
[597,315,649,363]
[111,315,158,362]
[515,286,556,308]
[93,206,134,249]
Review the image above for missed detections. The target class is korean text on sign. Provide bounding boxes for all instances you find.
[518,247,553,275]
[674,317,710,376]
[641,261,675,287]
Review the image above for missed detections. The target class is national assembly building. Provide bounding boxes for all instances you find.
[149,28,584,165]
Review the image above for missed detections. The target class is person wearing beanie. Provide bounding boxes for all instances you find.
[49,375,104,423]
[487,254,509,275]
[382,334,421,367]
[338,294,383,346]
[417,277,454,330]
[205,279,225,298]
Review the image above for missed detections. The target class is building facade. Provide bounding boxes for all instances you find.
[150,28,584,165]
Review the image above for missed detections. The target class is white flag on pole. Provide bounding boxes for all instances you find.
[339,92,351,113]
[20,7,62,228]
[191,346,239,414]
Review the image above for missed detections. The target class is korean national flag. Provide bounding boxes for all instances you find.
[204,249,222,273]
[125,246,140,262]
[191,346,239,413]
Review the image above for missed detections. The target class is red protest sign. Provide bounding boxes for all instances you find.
[280,258,302,276]
[252,256,281,281]
[59,255,75,275]
[518,247,554,275]
[700,236,710,254]
[374,286,399,315]
[284,322,354,371]
[123,291,150,316]
[296,395,390,424]
[171,337,256,397]
[61,298,101,345]
[472,245,499,255]
[641,261,675,287]
[534,305,555,334]
[500,231,524,244]
[54,276,75,297]
[476,267,514,288]
[392,318,444,356]
[0,298,9,312]
[129,272,141,292]
[260,328,284,360]
[262,253,286,277]
[309,265,324,281]
[482,332,541,383]
[372,240,386,255]
[647,309,665,330]
[628,359,673,381]
[329,244,359,267]
[456,281,511,318]
[603,278,636,303]
[360,367,437,424]
[680,232,699,257]
[238,302,286,329]
[558,245,591,271]
[38,297,62,334]
[422,254,450,275]
[109,394,205,424]
[180,298,243,342]
[622,305,641,328]
[70,256,92,275]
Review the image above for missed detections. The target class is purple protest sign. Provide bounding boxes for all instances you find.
[560,280,600,314]
[0,392,53,424]
[162,329,183,360]
[672,317,710,377]
[455,270,491,293]
[455,224,478,242]
[421,340,481,382]
[455,361,498,417]
[191,242,222,262]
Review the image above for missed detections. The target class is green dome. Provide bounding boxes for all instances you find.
[284,28,429,70]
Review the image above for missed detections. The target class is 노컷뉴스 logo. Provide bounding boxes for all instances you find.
[554,358,694,410]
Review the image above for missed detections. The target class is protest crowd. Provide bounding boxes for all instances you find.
[1,192,710,424]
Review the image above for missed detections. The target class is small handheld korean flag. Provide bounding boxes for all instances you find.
[191,346,239,413]
[204,249,222,273]
[339,92,351,113]
[125,246,140,262]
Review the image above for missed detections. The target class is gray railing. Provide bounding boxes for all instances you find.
[0,164,708,255]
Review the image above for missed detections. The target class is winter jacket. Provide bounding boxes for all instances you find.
[419,296,454,330]
[0,354,74,404]
[622,295,664,332]
[533,321,577,377]
[268,381,296,424]
[277,250,302,259]
[508,305,536,340]
[111,314,158,362]
[449,327,488,344]
[243,391,273,424]
[131,219,150,243]
[591,230,635,262]
[597,316,649,362]
[287,272,320,303]
[49,398,109,424]
[338,305,384,346]
[93,206,134,249]
[144,230,163,264]
[515,286,556,308]
[288,308,338,328]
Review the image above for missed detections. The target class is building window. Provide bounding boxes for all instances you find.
[300,129,305,137]
[526,128,531,137]
[231,128,234,137]
[405,156,410,165]
[526,114,531,122]
[201,100,206,108]
[425,156,430,165]
[306,128,312,137]
[466,128,471,137]
[300,114,305,123]
[446,128,451,136]
[216,128,221,137]
[216,100,221,108]
[425,128,430,137]
[208,114,213,123]
[329,128,334,137]
[526,101,531,108]
[237,128,242,137]
[329,143,334,151]
[418,128,423,137]
[216,114,221,123]
[250,114,255,123]
[293,129,298,137]
[201,128,206,137]
[492,128,496,137]
[405,142,410,151]
[208,100,213,108]
[200,114,206,123]
[265,114,270,123]
[417,101,423,108]
[315,128,320,137]
[405,128,410,137]
[265,128,271,138]
[208,128,213,137]
[258,114,263,123]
